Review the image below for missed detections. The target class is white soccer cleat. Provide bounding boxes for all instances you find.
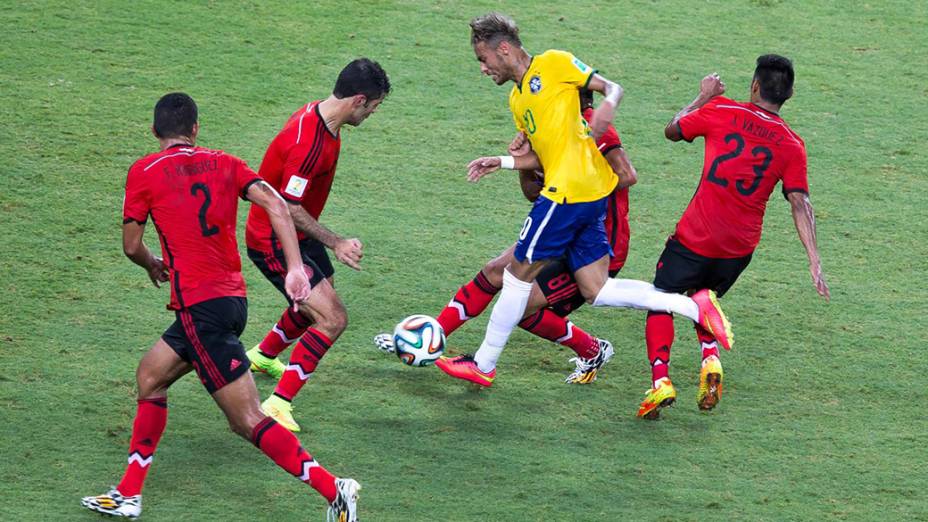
[327,478,361,522]
[565,339,615,384]
[373,333,395,353]
[80,487,141,519]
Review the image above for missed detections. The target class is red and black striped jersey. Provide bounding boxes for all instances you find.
[246,101,341,252]
[675,96,808,258]
[123,145,261,310]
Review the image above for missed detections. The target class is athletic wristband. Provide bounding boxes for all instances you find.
[497,156,515,169]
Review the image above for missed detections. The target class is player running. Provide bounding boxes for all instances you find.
[638,55,830,419]
[374,88,638,385]
[434,13,734,387]
[80,93,360,520]
[244,59,390,432]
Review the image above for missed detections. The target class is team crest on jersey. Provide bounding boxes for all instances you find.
[572,57,591,73]
[285,175,308,198]
[529,75,542,94]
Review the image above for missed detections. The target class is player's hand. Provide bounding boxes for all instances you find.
[700,73,726,98]
[509,132,531,157]
[147,256,169,288]
[467,156,501,182]
[590,103,615,141]
[334,237,363,271]
[810,261,830,301]
[284,268,312,312]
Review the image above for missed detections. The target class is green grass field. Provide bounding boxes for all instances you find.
[2,1,927,520]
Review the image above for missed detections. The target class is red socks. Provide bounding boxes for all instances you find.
[519,309,600,359]
[436,271,500,336]
[258,308,313,358]
[695,323,720,361]
[645,311,674,386]
[274,328,332,402]
[251,417,337,502]
[117,397,168,496]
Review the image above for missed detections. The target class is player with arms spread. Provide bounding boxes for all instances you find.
[638,55,830,419]
[436,13,734,387]
[81,93,361,520]
[374,88,638,385]
[244,59,390,432]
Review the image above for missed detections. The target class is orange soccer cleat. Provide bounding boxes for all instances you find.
[691,289,734,351]
[434,354,496,387]
[637,377,677,420]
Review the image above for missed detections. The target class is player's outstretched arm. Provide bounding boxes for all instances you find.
[467,152,541,182]
[122,221,169,287]
[246,181,311,306]
[665,73,725,141]
[787,191,830,300]
[587,74,624,140]
[286,202,362,271]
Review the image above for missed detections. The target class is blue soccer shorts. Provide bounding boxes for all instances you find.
[513,195,612,272]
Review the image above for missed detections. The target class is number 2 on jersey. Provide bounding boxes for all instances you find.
[191,183,219,237]
[705,132,773,196]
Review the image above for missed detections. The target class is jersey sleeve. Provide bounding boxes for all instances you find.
[544,50,596,88]
[230,155,263,200]
[781,145,809,197]
[279,141,316,203]
[596,123,622,156]
[122,163,150,224]
[677,98,721,142]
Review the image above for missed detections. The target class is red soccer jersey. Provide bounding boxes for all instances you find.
[674,96,808,258]
[246,101,341,252]
[582,107,629,272]
[123,145,262,310]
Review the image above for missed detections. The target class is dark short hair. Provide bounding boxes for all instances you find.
[153,92,197,139]
[754,54,794,105]
[579,88,594,110]
[333,58,391,101]
[470,12,521,47]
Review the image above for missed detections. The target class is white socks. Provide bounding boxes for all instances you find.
[592,278,699,321]
[473,269,533,373]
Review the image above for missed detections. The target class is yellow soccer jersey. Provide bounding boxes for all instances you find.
[509,49,617,203]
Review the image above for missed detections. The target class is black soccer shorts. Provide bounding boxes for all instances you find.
[162,297,249,394]
[535,258,622,317]
[652,237,752,298]
[248,238,331,304]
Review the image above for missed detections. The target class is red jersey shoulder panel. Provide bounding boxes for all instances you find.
[246,102,343,252]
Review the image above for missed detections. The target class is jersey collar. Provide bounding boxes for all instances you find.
[515,55,536,93]
[313,101,340,139]
[750,103,780,117]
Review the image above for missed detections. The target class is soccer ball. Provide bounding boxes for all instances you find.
[393,314,445,367]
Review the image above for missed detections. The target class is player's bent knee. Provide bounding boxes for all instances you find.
[483,261,506,286]
[226,408,265,440]
[321,310,348,338]
[136,369,169,399]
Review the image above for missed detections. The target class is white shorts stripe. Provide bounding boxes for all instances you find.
[525,200,559,262]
